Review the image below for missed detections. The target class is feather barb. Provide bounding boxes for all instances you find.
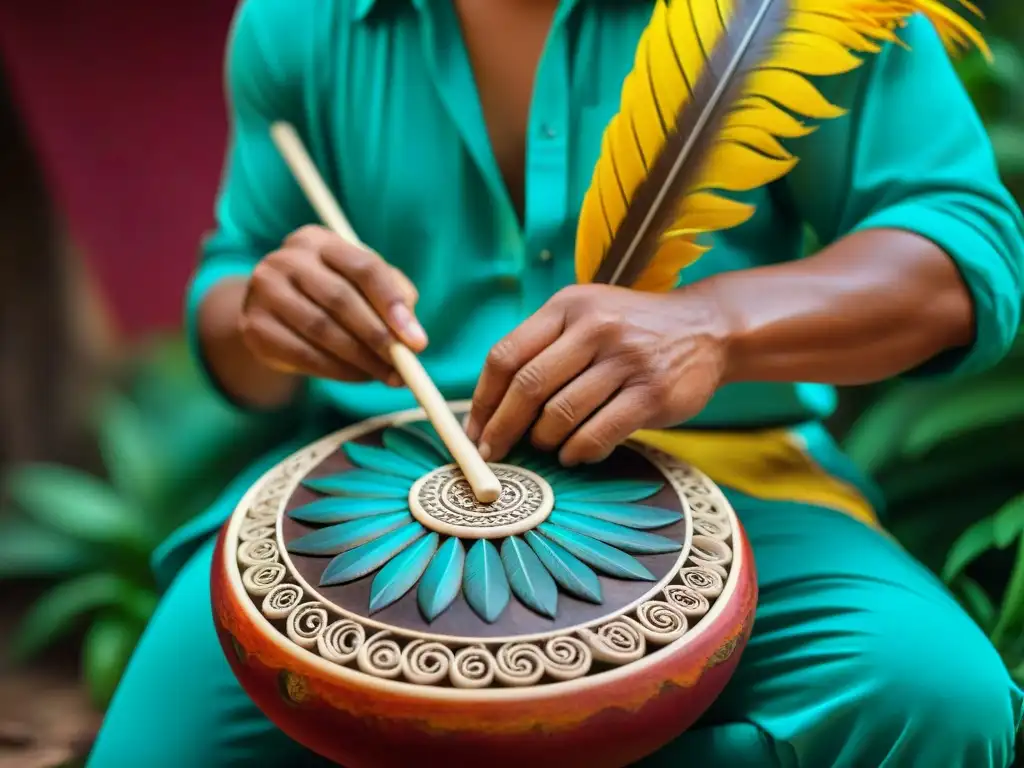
[574,0,991,292]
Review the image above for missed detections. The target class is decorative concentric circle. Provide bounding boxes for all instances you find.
[408,463,554,539]
[221,402,751,691]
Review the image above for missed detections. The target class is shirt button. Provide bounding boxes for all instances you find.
[540,123,558,139]
[538,249,553,263]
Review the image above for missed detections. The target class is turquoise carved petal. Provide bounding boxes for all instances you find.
[554,499,682,530]
[369,533,440,613]
[381,427,446,470]
[303,470,412,498]
[320,522,427,586]
[400,422,452,462]
[342,443,429,480]
[524,531,602,604]
[463,539,511,623]
[556,479,664,503]
[548,511,682,554]
[288,497,408,525]
[500,537,558,618]
[538,523,655,581]
[288,512,413,556]
[417,537,466,621]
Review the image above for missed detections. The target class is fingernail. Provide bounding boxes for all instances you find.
[465,416,479,442]
[389,304,427,348]
[478,442,491,461]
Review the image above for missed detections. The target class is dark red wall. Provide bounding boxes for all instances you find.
[0,2,237,336]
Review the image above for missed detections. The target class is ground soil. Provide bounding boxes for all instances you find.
[0,586,101,768]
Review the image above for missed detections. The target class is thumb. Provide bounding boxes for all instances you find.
[390,267,419,308]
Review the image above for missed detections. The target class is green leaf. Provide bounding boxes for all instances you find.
[5,464,154,553]
[903,377,1024,458]
[548,511,681,554]
[992,533,1024,647]
[992,494,1024,549]
[418,537,466,621]
[941,517,996,584]
[1010,660,1024,688]
[525,531,602,603]
[557,480,663,503]
[11,573,156,661]
[501,536,558,618]
[0,518,96,579]
[342,443,429,480]
[842,383,946,472]
[381,427,446,470]
[82,613,145,708]
[554,499,683,530]
[538,523,655,581]
[319,523,427,586]
[989,122,1024,177]
[400,422,452,462]
[953,576,997,634]
[95,392,160,510]
[288,497,407,525]
[369,533,439,613]
[302,470,412,498]
[287,512,413,556]
[464,540,511,624]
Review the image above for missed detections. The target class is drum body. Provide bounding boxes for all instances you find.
[211,403,757,768]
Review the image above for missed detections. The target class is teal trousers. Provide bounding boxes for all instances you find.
[87,454,1022,767]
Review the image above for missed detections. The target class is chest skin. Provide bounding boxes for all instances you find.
[454,0,559,221]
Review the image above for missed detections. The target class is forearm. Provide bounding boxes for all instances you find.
[197,278,303,410]
[699,228,975,386]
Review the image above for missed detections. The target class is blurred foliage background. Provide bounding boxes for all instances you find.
[0,0,1022,761]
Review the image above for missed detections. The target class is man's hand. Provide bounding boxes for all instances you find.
[240,225,427,385]
[466,284,731,466]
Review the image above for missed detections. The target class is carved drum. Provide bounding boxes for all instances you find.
[211,403,757,768]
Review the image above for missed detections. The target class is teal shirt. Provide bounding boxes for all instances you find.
[188,0,1024,428]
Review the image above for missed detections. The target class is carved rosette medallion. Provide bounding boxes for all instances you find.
[408,463,554,538]
[224,403,748,692]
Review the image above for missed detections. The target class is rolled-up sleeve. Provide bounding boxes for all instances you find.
[185,0,316,402]
[785,15,1024,378]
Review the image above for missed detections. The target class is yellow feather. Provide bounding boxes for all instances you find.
[574,0,990,290]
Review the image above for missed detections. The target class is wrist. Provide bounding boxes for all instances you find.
[671,275,746,386]
[198,277,304,410]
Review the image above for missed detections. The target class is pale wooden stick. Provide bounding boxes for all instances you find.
[270,121,501,503]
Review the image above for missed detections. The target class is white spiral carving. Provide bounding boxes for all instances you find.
[400,640,454,685]
[239,522,276,542]
[579,617,646,664]
[317,620,365,665]
[246,500,280,522]
[262,583,303,620]
[664,585,711,619]
[356,632,403,679]
[285,602,328,649]
[542,637,592,680]
[689,535,732,567]
[494,643,546,687]
[635,601,688,644]
[241,563,286,596]
[688,496,728,521]
[450,646,496,689]
[692,516,730,541]
[679,566,724,598]
[237,539,278,568]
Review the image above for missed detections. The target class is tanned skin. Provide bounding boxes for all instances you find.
[198,1,974,465]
